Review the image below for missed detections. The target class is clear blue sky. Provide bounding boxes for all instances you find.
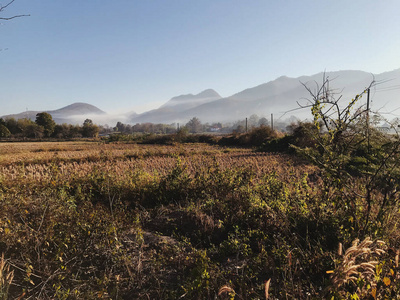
[1,0,400,116]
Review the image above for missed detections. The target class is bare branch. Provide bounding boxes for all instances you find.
[0,0,30,20]
[0,14,29,20]
[0,0,17,11]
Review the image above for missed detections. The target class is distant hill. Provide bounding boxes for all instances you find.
[51,102,105,116]
[2,102,106,124]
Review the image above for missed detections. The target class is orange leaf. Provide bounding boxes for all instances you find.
[383,277,391,286]
[371,288,377,299]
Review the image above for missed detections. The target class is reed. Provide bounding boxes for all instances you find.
[0,253,14,300]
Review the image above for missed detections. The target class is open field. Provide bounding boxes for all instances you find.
[0,141,399,299]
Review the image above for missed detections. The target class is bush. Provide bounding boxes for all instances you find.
[218,125,279,147]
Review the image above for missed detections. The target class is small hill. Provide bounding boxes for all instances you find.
[51,103,106,116]
[1,102,106,124]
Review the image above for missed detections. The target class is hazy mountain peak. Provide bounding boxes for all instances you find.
[169,89,221,102]
[52,102,106,115]
[197,89,221,98]
[276,75,289,80]
[160,89,222,110]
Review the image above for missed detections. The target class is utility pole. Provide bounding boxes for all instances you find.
[366,88,370,153]
[245,118,248,133]
[271,113,274,131]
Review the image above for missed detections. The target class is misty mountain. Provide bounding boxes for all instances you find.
[130,89,222,123]
[160,89,222,111]
[130,68,400,124]
[2,102,106,125]
[51,102,106,116]
[3,68,399,127]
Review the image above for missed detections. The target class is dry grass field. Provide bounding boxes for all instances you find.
[0,141,399,299]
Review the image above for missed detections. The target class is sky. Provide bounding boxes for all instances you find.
[1,0,400,117]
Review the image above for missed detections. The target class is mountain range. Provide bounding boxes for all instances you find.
[2,68,400,126]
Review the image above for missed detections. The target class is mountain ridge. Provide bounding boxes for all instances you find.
[3,68,400,125]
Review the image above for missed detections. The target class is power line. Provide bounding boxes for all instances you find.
[373,85,400,92]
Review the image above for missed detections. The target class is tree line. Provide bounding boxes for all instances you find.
[0,112,99,139]
[114,115,274,135]
[0,112,285,140]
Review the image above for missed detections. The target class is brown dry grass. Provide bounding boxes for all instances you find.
[0,142,316,186]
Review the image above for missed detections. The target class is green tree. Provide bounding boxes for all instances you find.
[26,123,44,138]
[14,118,43,138]
[35,112,56,137]
[0,124,11,137]
[82,119,99,138]
[53,124,72,139]
[5,118,20,135]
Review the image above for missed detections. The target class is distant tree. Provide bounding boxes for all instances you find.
[258,117,269,126]
[248,114,259,128]
[53,124,74,139]
[35,112,56,137]
[25,123,44,138]
[82,119,99,138]
[185,117,203,133]
[115,121,125,132]
[99,124,113,135]
[231,119,246,134]
[235,124,245,133]
[0,124,11,138]
[114,122,135,134]
[69,124,82,138]
[12,118,43,138]
[5,118,20,135]
[0,118,9,137]
[16,118,35,137]
[84,119,93,125]
[176,127,189,140]
[165,123,177,134]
